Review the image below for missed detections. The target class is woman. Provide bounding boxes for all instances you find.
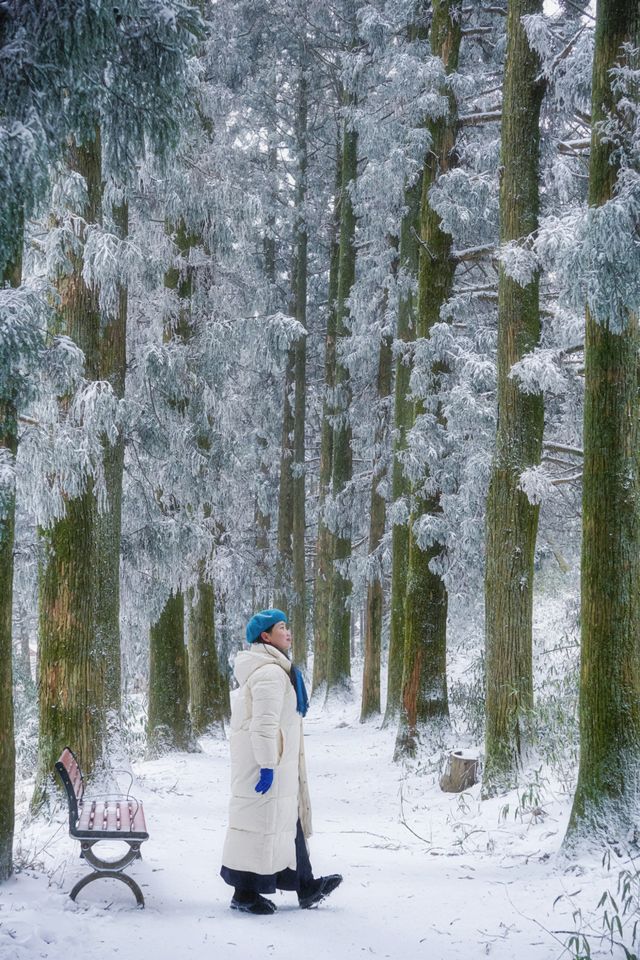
[220,608,342,915]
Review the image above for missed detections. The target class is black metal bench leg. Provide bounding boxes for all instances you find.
[81,840,141,871]
[70,869,145,907]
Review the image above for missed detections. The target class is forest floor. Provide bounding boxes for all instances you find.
[1,691,633,960]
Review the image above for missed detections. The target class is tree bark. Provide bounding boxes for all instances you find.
[360,329,393,720]
[395,0,460,759]
[483,0,545,795]
[96,199,127,726]
[276,58,308,668]
[0,241,22,880]
[291,53,309,668]
[384,175,421,727]
[564,0,640,845]
[153,217,199,752]
[35,132,105,808]
[148,591,193,754]
[312,137,341,696]
[276,343,296,612]
[188,568,226,737]
[255,148,279,610]
[325,86,357,700]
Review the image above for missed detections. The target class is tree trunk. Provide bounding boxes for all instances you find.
[153,218,199,753]
[291,56,308,668]
[360,330,393,720]
[148,591,193,754]
[564,0,640,845]
[325,90,357,701]
[0,242,22,880]
[254,151,278,610]
[35,132,105,808]
[312,137,341,696]
[277,59,308,669]
[483,0,544,795]
[188,568,226,737]
[384,175,421,727]
[276,344,296,612]
[95,199,127,728]
[395,0,460,759]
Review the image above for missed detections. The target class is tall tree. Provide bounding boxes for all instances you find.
[395,0,461,759]
[35,133,106,805]
[325,79,358,700]
[483,0,545,795]
[312,140,342,696]
[564,0,640,844]
[145,216,200,753]
[360,320,393,721]
[95,198,128,725]
[0,248,22,879]
[291,49,309,668]
[275,46,309,668]
[384,176,421,727]
[30,0,199,807]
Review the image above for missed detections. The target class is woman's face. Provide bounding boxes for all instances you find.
[262,620,292,653]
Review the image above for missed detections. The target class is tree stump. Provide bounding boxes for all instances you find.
[439,750,479,793]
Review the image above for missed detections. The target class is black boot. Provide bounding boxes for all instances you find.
[230,889,277,915]
[298,874,343,909]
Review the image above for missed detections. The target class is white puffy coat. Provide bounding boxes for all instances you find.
[221,643,313,876]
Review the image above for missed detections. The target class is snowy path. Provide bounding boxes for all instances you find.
[0,703,615,960]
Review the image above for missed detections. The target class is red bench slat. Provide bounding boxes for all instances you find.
[76,799,147,835]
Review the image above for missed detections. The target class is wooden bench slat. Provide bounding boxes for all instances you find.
[76,798,147,835]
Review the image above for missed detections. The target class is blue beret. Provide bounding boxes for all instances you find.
[246,609,288,644]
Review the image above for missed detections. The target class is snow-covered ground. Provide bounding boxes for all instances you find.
[0,694,630,960]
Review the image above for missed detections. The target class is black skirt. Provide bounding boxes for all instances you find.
[220,820,312,894]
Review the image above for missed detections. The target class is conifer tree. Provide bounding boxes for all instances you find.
[326,81,358,700]
[32,1,199,804]
[564,0,640,843]
[36,132,107,805]
[483,0,545,795]
[384,177,421,726]
[0,250,22,879]
[312,143,342,696]
[360,317,393,720]
[395,0,461,758]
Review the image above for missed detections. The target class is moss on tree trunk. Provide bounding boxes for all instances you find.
[35,132,106,808]
[384,176,421,727]
[564,0,640,845]
[188,569,227,737]
[483,0,544,796]
[148,591,194,753]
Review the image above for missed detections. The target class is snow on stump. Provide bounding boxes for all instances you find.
[439,750,479,793]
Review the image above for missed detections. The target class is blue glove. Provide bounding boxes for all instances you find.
[255,768,274,794]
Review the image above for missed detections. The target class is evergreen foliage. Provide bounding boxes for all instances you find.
[3,0,639,882]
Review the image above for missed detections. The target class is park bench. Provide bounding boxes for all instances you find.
[55,746,149,907]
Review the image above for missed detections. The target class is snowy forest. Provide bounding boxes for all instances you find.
[1,0,640,956]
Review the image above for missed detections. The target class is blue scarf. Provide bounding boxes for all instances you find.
[289,665,309,717]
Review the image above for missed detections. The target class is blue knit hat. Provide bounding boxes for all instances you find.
[246,609,288,644]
